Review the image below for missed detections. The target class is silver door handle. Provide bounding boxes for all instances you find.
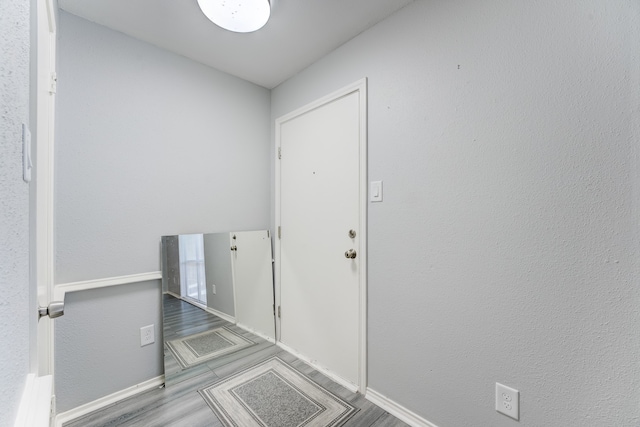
[38,301,64,320]
[345,249,357,259]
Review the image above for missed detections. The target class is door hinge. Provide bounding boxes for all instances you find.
[49,72,57,94]
[278,147,281,159]
[278,306,281,318]
[278,226,281,239]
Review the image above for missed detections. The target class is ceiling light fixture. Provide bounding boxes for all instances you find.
[197,0,271,33]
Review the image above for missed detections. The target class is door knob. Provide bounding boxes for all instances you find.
[38,301,64,320]
[345,249,357,259]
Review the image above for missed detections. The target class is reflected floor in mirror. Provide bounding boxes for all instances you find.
[63,295,409,427]
[162,294,272,386]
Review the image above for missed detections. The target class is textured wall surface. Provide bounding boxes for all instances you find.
[272,1,640,426]
[55,281,162,412]
[161,235,180,295]
[55,12,271,411]
[204,233,235,317]
[55,12,271,284]
[0,0,31,425]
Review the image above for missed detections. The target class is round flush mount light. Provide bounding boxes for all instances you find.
[197,0,271,33]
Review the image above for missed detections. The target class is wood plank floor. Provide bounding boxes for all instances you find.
[64,295,409,427]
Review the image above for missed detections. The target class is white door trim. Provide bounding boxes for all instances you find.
[34,0,57,380]
[274,78,368,392]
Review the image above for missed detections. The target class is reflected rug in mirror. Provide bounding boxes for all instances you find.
[166,327,255,369]
[199,357,358,427]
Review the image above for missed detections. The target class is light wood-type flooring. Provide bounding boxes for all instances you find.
[64,295,409,427]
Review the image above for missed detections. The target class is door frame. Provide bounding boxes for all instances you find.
[33,0,57,381]
[274,78,368,392]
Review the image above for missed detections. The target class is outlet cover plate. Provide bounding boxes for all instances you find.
[496,382,519,420]
[140,324,155,347]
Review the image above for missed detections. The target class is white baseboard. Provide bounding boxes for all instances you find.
[203,306,236,325]
[276,342,359,394]
[235,322,276,344]
[14,374,53,427]
[365,388,439,427]
[54,375,164,427]
[165,290,181,300]
[166,292,237,325]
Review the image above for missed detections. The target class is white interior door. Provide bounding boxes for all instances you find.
[276,80,367,391]
[232,230,276,341]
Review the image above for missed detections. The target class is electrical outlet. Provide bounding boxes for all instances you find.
[496,383,519,420]
[212,284,216,294]
[140,324,155,347]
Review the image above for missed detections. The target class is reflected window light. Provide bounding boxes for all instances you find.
[178,234,207,304]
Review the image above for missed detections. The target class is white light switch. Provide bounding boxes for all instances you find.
[370,181,383,202]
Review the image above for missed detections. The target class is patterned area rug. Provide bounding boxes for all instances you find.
[166,327,255,369]
[199,357,358,427]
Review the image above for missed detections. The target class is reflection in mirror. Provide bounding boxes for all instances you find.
[161,230,276,387]
[178,234,206,304]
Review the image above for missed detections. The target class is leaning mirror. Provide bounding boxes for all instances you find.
[161,230,276,386]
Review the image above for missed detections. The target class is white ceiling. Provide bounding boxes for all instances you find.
[58,0,414,89]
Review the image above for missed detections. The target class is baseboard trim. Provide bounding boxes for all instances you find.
[365,388,439,427]
[14,373,53,427]
[203,306,236,324]
[236,322,276,344]
[276,342,358,394]
[54,375,164,427]
[167,292,237,324]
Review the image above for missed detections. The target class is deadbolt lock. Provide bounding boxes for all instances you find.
[348,229,356,238]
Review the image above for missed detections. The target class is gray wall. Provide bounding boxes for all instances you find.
[55,11,271,284]
[272,1,640,426]
[204,233,235,317]
[0,0,31,425]
[54,12,271,411]
[53,1,640,424]
[55,281,162,412]
[161,235,180,295]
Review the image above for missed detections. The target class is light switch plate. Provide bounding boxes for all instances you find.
[370,181,383,202]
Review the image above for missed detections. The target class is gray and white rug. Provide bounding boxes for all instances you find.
[166,327,255,369]
[199,357,358,427]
